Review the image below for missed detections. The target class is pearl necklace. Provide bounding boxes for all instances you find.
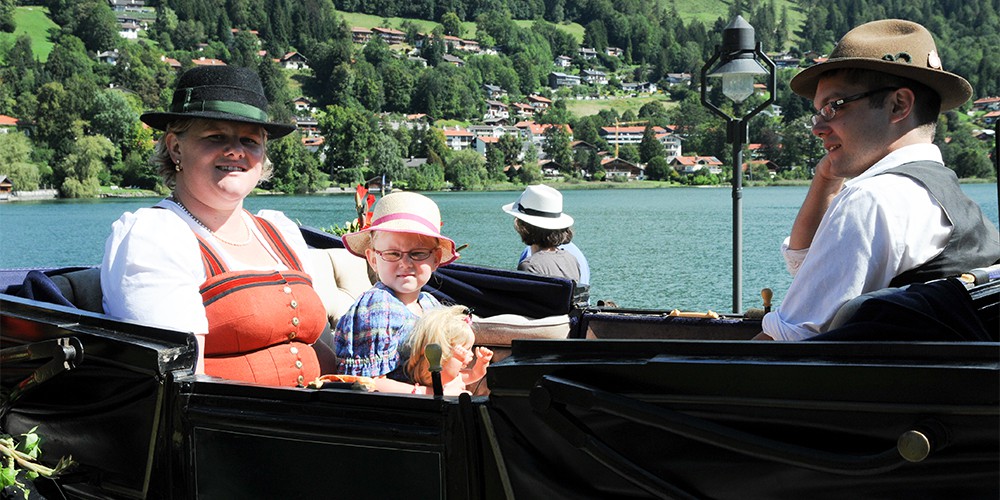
[169,195,254,246]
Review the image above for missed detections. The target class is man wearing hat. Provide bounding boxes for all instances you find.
[758,19,1000,341]
[503,184,590,285]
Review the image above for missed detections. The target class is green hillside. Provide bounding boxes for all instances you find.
[666,0,806,46]
[338,9,586,44]
[0,6,58,63]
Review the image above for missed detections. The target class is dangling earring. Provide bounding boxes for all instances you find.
[174,159,182,172]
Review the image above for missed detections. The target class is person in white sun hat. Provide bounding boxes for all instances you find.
[502,184,589,285]
[335,191,468,395]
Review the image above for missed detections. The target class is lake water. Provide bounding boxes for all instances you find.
[2,185,997,311]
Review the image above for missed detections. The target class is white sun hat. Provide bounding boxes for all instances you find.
[341,191,459,265]
[501,184,574,230]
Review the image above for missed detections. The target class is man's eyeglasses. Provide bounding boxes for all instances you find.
[811,87,900,126]
[373,248,437,262]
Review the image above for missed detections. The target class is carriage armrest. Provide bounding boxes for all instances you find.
[50,267,104,313]
[305,247,374,328]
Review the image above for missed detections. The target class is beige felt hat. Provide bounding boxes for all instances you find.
[789,19,972,111]
[502,184,574,230]
[341,192,458,265]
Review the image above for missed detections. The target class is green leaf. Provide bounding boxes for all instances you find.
[1,465,17,487]
[19,430,40,458]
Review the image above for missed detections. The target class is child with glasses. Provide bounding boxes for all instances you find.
[403,305,494,395]
[334,192,460,393]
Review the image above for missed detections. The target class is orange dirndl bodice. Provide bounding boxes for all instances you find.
[196,215,326,387]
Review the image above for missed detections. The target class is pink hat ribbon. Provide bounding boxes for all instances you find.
[370,212,441,234]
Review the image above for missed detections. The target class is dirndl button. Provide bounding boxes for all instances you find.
[290,299,298,309]
[295,360,303,369]
[297,375,305,385]
[292,317,300,326]
[290,346,299,355]
[283,286,292,294]
[288,331,297,340]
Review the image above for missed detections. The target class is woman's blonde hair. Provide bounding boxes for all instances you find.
[404,305,475,386]
[150,118,273,189]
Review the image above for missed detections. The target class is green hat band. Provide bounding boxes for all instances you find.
[178,99,269,122]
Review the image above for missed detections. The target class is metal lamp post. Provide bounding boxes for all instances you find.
[700,15,776,314]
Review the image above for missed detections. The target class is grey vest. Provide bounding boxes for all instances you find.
[882,161,1000,287]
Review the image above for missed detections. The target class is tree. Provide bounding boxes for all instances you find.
[57,135,118,198]
[403,162,445,191]
[173,19,207,50]
[645,155,671,181]
[257,57,293,124]
[445,149,488,190]
[617,144,640,163]
[0,0,15,32]
[369,134,405,182]
[362,35,392,67]
[89,90,139,152]
[583,20,608,50]
[496,133,523,171]
[485,145,506,182]
[518,153,543,184]
[34,82,80,156]
[939,123,993,179]
[421,27,446,66]
[266,134,327,193]
[416,126,449,161]
[379,59,415,112]
[412,64,481,121]
[441,12,463,37]
[45,35,94,83]
[531,21,578,60]
[639,124,665,164]
[228,29,261,68]
[71,0,120,53]
[542,124,573,173]
[777,118,824,173]
[475,9,517,49]
[352,60,385,112]
[0,131,42,190]
[318,104,377,183]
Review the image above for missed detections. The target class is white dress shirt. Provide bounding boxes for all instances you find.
[101,199,315,336]
[762,144,951,340]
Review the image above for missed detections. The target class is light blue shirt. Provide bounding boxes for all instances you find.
[519,242,590,285]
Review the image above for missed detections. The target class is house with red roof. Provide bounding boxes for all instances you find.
[972,96,1000,112]
[442,127,475,151]
[601,157,644,180]
[670,155,723,175]
[280,52,309,70]
[192,57,226,66]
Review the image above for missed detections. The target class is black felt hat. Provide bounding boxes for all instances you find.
[140,65,295,138]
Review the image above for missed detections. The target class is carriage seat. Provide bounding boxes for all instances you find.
[303,247,375,327]
[303,248,572,347]
[49,267,104,313]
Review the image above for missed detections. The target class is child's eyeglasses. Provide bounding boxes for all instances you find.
[373,248,436,262]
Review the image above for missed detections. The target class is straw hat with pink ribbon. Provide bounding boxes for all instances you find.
[341,192,459,265]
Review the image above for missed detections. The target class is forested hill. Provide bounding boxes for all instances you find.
[795,0,999,96]
[329,0,999,94]
[0,0,996,198]
[152,0,999,96]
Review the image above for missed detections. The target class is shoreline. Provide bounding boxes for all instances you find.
[2,177,995,202]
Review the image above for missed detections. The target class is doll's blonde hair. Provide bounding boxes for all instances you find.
[404,305,475,386]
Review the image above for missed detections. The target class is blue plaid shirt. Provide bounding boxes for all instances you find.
[334,282,441,378]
